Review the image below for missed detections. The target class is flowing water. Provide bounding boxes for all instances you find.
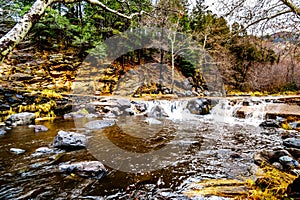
[0,99,285,199]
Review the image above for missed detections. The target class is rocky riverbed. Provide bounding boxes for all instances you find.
[0,96,300,199]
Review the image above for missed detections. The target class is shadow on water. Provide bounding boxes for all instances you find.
[0,113,284,199]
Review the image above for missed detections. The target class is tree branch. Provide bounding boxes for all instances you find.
[280,0,300,16]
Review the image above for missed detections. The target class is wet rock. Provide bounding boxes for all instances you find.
[53,130,87,149]
[289,121,300,129]
[0,104,10,111]
[35,147,54,154]
[116,98,131,109]
[133,102,147,113]
[286,148,300,159]
[84,120,115,130]
[272,162,283,170]
[0,127,7,135]
[278,156,299,169]
[149,105,168,118]
[187,98,210,115]
[5,112,36,126]
[111,107,121,116]
[29,125,48,132]
[283,138,300,149]
[59,161,106,179]
[124,108,135,116]
[259,120,280,128]
[63,109,91,119]
[253,149,292,166]
[104,112,116,118]
[10,148,26,155]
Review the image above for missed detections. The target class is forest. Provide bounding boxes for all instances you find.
[1,0,299,96]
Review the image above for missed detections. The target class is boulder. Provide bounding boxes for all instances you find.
[5,112,36,126]
[84,120,115,130]
[59,161,106,179]
[53,130,87,149]
[187,98,210,115]
[283,138,300,149]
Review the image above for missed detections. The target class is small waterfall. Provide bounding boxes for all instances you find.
[143,100,193,120]
[210,98,269,126]
[210,99,242,124]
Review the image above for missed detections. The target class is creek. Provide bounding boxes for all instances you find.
[0,97,297,199]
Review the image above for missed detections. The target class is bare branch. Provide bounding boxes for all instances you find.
[280,0,300,16]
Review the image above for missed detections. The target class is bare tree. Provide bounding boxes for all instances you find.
[0,0,146,63]
[214,0,300,36]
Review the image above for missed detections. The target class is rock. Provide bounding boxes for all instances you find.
[124,108,135,116]
[272,162,283,170]
[0,128,7,135]
[278,156,299,169]
[116,98,131,109]
[283,138,300,149]
[289,121,300,129]
[111,107,121,116]
[10,148,26,155]
[133,102,147,113]
[5,112,36,126]
[259,120,280,128]
[59,161,106,179]
[53,130,87,149]
[29,125,48,132]
[35,147,54,154]
[286,148,300,159]
[0,104,10,111]
[187,98,210,115]
[149,105,168,118]
[253,149,292,166]
[84,120,115,130]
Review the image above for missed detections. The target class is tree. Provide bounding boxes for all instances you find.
[214,0,300,36]
[0,0,147,62]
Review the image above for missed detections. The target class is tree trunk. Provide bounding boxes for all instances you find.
[0,0,54,62]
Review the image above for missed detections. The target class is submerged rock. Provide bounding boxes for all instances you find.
[0,128,6,135]
[53,130,87,149]
[29,125,49,132]
[5,112,36,126]
[10,148,26,155]
[59,161,106,179]
[283,138,300,149]
[84,120,115,130]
